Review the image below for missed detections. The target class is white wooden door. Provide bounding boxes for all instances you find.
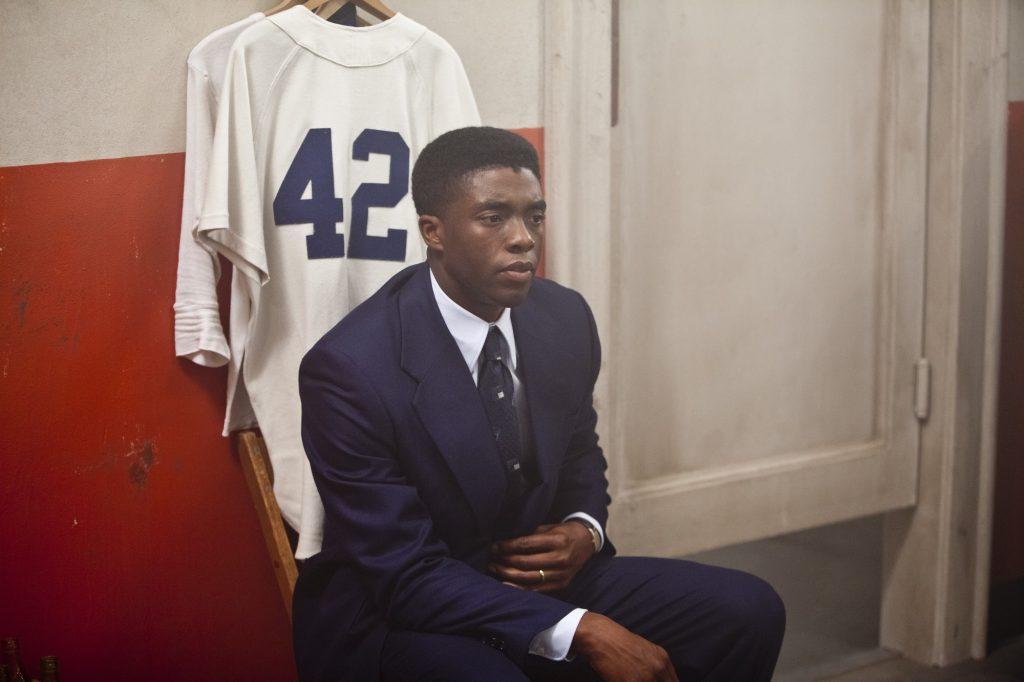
[545,0,930,557]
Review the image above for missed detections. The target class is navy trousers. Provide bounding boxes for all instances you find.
[379,554,786,681]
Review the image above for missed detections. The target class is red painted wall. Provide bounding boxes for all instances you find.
[0,154,296,680]
[993,101,1024,586]
[0,128,543,680]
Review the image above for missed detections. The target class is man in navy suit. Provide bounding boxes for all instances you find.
[293,127,785,681]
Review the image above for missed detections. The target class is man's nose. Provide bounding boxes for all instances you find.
[507,217,535,252]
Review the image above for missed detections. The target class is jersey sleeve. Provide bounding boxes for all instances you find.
[173,60,231,367]
[195,46,269,286]
[424,41,481,138]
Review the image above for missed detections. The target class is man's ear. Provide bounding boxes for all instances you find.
[419,214,444,254]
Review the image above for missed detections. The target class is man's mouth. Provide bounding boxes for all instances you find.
[500,261,536,283]
[502,261,535,273]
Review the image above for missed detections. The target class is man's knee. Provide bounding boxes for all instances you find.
[716,570,786,649]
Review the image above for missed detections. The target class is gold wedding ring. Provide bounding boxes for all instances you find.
[538,569,546,583]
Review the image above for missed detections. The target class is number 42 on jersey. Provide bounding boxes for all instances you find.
[273,128,409,262]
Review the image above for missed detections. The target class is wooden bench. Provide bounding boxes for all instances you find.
[237,430,298,620]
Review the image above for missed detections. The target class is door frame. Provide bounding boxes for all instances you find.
[542,0,1008,666]
[879,0,1008,665]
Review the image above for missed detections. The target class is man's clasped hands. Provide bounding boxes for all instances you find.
[487,523,680,682]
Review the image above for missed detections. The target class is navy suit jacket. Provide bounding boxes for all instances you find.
[292,262,614,681]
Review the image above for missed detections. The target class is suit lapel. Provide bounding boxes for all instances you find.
[400,264,507,529]
[511,297,576,485]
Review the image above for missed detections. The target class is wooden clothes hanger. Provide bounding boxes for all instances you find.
[310,0,365,25]
[265,0,301,16]
[301,0,395,21]
[265,0,395,20]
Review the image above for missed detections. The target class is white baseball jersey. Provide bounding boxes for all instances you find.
[174,12,262,377]
[196,6,481,558]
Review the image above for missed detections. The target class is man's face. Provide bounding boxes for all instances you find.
[422,166,545,322]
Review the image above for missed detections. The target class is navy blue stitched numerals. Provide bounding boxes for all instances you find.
[273,128,346,260]
[273,127,409,262]
[349,129,409,262]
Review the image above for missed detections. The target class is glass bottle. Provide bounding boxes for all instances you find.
[1,639,26,682]
[38,656,58,682]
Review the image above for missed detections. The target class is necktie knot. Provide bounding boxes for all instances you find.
[482,326,507,366]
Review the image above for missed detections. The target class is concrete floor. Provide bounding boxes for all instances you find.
[825,638,1024,680]
[685,515,885,680]
[683,515,1024,681]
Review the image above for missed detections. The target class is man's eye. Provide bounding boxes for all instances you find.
[531,214,546,225]
[481,214,503,224]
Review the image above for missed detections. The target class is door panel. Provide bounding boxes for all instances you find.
[604,0,928,555]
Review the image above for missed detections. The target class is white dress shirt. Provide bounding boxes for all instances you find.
[429,269,604,661]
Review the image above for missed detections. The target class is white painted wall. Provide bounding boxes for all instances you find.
[0,0,542,167]
[388,0,543,129]
[1011,0,1024,101]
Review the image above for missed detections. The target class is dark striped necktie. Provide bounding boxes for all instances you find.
[478,326,528,498]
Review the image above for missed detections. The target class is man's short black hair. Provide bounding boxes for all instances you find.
[411,126,541,217]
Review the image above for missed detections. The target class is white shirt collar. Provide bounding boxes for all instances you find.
[430,268,517,375]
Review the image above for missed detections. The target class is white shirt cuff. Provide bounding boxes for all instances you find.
[528,607,587,660]
[562,511,605,551]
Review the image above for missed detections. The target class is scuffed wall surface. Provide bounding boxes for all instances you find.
[0,1,544,678]
[989,0,1024,647]
[994,103,1024,584]
[993,0,1024,590]
[0,155,297,679]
